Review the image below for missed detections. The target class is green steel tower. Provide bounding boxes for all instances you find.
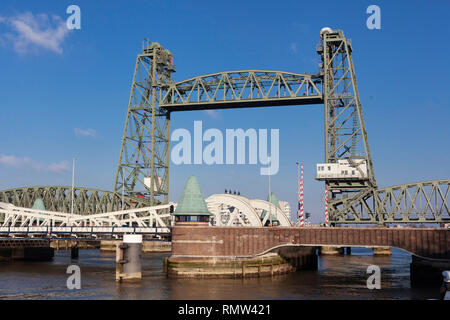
[114,39,175,205]
[316,28,377,223]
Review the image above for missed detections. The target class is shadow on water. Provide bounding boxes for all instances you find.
[0,247,440,300]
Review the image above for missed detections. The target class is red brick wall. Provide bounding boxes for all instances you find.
[171,226,450,260]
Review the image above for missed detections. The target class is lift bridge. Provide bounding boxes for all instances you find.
[0,28,449,229]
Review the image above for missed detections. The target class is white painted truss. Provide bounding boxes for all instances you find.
[205,194,292,227]
[0,202,173,236]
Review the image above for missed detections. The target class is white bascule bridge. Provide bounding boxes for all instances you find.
[0,192,292,238]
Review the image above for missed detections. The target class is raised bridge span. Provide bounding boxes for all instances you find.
[0,28,449,225]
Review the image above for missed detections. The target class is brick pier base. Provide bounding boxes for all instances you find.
[167,246,317,279]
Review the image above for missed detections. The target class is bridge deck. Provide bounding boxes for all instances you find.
[171,226,450,261]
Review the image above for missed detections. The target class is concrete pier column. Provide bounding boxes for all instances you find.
[116,234,142,282]
[71,245,79,259]
[319,246,344,255]
[371,246,392,256]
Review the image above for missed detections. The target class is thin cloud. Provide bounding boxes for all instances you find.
[289,42,298,54]
[74,128,96,137]
[0,12,70,54]
[0,154,69,174]
[205,110,220,119]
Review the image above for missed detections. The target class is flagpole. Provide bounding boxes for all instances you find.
[299,162,304,227]
[296,162,300,224]
[325,185,329,227]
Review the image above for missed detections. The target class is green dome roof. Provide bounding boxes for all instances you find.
[172,176,212,216]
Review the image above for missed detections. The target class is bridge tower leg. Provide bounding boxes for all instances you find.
[317,28,378,224]
[114,39,175,205]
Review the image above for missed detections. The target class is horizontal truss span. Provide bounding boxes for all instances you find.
[160,70,323,111]
[332,179,450,224]
[0,226,170,237]
[0,186,151,215]
[0,202,173,238]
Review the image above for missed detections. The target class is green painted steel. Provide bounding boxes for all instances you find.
[112,30,384,224]
[0,186,149,218]
[172,176,212,216]
[160,70,323,111]
[1,30,446,225]
[113,40,173,205]
[330,179,450,224]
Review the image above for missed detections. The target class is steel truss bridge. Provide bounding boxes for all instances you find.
[0,202,172,239]
[0,28,448,225]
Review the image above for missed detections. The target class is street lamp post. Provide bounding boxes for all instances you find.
[122,174,125,210]
[268,155,272,227]
[71,157,77,225]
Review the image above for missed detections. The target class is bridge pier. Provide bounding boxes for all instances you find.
[319,246,344,255]
[0,239,54,261]
[370,246,392,256]
[167,246,317,279]
[116,234,143,282]
[101,240,171,252]
[410,256,450,288]
[71,245,79,259]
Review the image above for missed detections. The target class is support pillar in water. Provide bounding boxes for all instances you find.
[371,246,392,255]
[71,245,79,259]
[319,246,344,255]
[116,234,142,282]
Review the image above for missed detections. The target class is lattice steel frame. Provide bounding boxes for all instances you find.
[331,180,450,224]
[1,30,446,225]
[113,40,174,205]
[319,29,376,188]
[161,70,322,111]
[0,186,149,222]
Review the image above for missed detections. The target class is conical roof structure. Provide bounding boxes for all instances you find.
[267,192,281,209]
[260,192,280,223]
[172,176,212,216]
[32,199,46,210]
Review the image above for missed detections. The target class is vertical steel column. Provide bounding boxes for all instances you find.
[114,40,175,205]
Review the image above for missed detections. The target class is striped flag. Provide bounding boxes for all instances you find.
[299,162,304,227]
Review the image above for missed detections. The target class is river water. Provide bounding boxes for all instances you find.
[0,247,439,300]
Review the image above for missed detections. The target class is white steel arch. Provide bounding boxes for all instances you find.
[249,199,292,227]
[205,194,263,227]
[0,202,173,237]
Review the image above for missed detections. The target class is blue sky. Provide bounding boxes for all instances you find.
[0,0,449,224]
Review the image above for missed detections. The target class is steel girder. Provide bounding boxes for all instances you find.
[330,179,450,224]
[319,29,376,190]
[113,40,173,204]
[160,70,323,111]
[0,186,150,223]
